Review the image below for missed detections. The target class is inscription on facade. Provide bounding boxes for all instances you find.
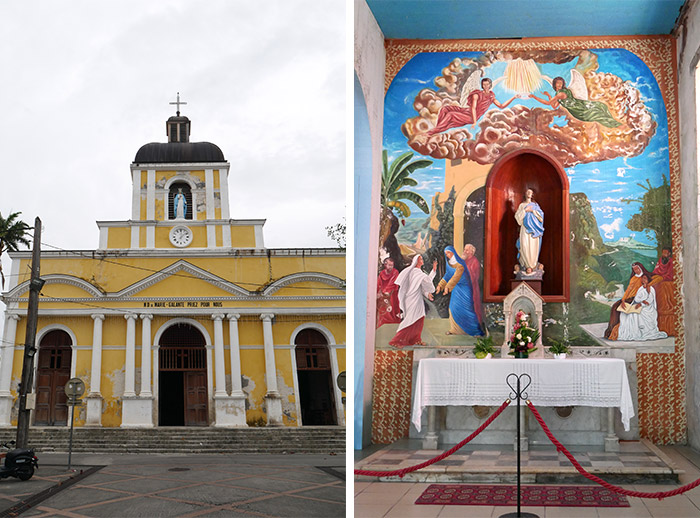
[142,301,223,308]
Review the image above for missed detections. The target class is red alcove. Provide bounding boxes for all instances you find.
[484,148,570,302]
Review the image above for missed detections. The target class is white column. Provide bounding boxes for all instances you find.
[131,169,141,220]
[0,315,20,426]
[213,313,247,428]
[0,315,20,395]
[122,313,153,427]
[260,313,282,426]
[227,314,244,397]
[219,167,230,219]
[205,169,215,219]
[212,314,227,397]
[261,313,279,394]
[140,314,153,397]
[88,314,104,395]
[146,170,155,219]
[123,314,137,397]
[85,314,105,426]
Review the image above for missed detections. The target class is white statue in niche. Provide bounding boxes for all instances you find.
[514,188,544,277]
[174,188,187,219]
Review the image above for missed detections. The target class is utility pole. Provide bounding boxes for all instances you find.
[16,217,43,449]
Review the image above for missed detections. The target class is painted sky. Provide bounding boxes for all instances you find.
[383,49,670,249]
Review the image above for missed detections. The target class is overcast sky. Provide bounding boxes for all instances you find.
[0,0,345,277]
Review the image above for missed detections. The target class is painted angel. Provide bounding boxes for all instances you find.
[427,71,517,135]
[529,70,621,128]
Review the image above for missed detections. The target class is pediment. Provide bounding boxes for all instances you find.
[117,260,249,298]
[263,272,345,296]
[5,274,104,299]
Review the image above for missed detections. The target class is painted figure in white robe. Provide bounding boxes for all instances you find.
[389,255,437,347]
[515,188,544,273]
[617,274,668,341]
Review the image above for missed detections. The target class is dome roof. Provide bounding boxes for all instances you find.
[133,142,225,164]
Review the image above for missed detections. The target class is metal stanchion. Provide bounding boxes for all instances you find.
[64,378,85,471]
[500,373,539,518]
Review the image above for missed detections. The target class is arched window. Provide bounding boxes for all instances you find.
[169,182,193,220]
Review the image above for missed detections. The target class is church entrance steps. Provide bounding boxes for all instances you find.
[354,439,681,485]
[1,426,345,455]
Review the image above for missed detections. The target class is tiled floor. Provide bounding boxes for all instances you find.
[355,440,678,483]
[354,443,700,517]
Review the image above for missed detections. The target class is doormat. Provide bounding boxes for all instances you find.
[415,484,629,507]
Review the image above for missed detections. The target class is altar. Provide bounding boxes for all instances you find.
[411,356,635,452]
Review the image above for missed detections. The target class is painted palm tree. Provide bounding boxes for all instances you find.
[380,150,432,269]
[0,212,31,289]
[381,150,432,217]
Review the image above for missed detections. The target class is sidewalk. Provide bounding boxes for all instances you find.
[1,453,345,517]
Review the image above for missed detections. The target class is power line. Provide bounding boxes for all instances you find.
[3,241,346,292]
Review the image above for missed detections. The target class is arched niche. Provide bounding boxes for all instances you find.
[484,148,569,302]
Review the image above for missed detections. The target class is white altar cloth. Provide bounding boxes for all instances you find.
[412,358,634,432]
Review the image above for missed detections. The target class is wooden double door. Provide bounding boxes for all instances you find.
[295,329,337,426]
[158,325,208,426]
[35,330,72,426]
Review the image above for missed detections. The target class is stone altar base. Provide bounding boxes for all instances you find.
[354,438,681,485]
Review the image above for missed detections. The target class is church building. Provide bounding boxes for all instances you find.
[0,104,346,429]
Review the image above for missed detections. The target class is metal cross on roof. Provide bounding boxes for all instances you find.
[169,92,187,116]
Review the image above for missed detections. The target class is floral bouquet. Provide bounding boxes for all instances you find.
[507,310,540,357]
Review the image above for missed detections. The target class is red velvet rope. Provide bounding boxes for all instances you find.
[527,400,700,500]
[354,398,511,478]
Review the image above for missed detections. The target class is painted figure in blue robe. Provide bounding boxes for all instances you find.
[515,189,544,274]
[435,246,484,336]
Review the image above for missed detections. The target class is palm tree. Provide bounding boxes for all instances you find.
[380,150,432,269]
[0,212,31,289]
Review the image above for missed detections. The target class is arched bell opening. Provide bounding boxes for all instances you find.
[158,323,208,426]
[484,148,570,302]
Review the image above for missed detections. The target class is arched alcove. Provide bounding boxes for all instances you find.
[169,181,193,220]
[484,148,569,302]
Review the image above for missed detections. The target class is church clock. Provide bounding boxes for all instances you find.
[169,225,193,248]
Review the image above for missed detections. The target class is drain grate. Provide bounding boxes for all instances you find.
[0,465,104,517]
[168,467,191,472]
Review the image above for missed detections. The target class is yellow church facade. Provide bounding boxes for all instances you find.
[0,112,346,429]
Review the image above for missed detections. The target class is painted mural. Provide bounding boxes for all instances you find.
[376,48,675,352]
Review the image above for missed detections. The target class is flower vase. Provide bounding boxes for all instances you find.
[514,351,528,359]
[553,353,567,360]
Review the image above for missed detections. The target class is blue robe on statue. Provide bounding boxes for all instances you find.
[441,246,484,336]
